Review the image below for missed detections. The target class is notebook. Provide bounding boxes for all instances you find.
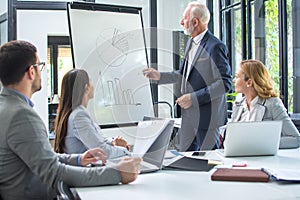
[211,168,270,182]
[133,118,174,173]
[217,121,282,157]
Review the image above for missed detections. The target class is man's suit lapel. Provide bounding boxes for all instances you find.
[180,39,193,93]
[180,39,192,75]
[188,31,211,77]
[185,39,192,57]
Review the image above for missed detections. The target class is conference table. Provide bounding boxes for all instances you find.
[74,148,300,200]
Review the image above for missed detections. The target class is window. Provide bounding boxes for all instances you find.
[287,0,300,113]
[264,0,280,93]
[220,0,299,113]
[221,4,242,74]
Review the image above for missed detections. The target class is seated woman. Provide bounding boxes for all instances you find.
[231,59,300,149]
[54,69,130,158]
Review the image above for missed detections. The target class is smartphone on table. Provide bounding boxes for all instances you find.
[192,151,206,156]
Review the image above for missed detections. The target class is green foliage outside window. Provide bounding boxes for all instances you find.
[265,0,293,112]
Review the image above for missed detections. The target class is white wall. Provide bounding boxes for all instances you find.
[213,0,220,38]
[156,0,207,117]
[15,6,147,141]
[17,10,69,131]
[14,0,219,122]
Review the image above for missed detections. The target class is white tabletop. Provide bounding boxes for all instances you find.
[74,148,300,200]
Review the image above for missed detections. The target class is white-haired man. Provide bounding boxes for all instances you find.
[143,2,232,151]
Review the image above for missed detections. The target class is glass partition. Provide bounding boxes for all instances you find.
[0,21,7,45]
[0,0,7,14]
[0,0,8,45]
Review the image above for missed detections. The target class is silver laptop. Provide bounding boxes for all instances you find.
[218,121,282,157]
[104,119,174,173]
[134,119,174,173]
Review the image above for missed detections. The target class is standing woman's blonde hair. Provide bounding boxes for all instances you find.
[240,59,278,98]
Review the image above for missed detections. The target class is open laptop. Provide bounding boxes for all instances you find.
[217,121,282,157]
[133,118,174,173]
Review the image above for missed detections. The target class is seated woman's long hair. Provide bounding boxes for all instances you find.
[54,69,90,153]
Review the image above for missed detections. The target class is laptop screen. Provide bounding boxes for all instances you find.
[223,121,282,157]
[133,119,174,170]
[142,121,174,168]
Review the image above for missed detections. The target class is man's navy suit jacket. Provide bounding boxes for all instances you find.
[159,30,232,132]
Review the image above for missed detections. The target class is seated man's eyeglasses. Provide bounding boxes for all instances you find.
[25,62,46,72]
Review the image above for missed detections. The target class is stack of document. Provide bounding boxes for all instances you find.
[262,168,300,182]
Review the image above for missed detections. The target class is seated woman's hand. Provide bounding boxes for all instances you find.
[112,136,128,147]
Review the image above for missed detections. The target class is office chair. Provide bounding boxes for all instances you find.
[56,181,81,200]
[290,113,300,132]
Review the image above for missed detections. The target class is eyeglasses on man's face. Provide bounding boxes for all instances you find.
[25,62,46,72]
[32,62,46,71]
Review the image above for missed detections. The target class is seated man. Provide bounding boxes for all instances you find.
[0,40,142,200]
